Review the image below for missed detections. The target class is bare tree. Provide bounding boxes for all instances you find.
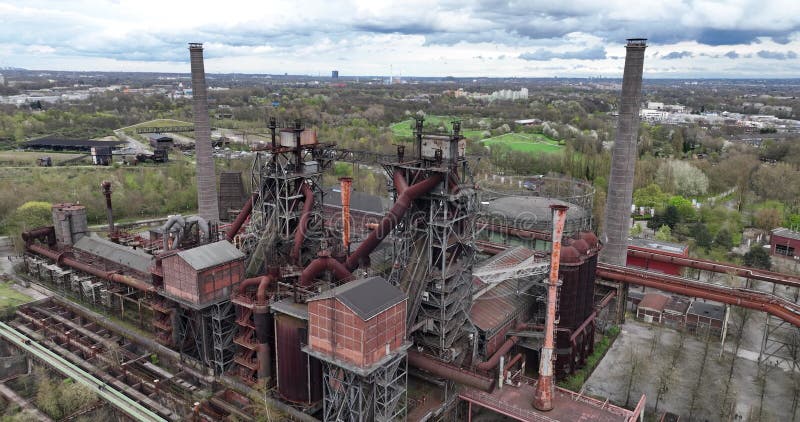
[623,344,643,408]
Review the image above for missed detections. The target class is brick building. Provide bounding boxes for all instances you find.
[161,240,245,306]
[307,276,406,368]
[770,228,800,259]
[627,238,689,276]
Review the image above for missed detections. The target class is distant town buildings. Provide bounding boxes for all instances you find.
[0,73,5,86]
[639,101,800,132]
[447,87,528,102]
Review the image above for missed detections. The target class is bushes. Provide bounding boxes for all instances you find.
[558,325,620,392]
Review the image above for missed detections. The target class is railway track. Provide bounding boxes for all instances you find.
[0,321,167,422]
[0,299,208,421]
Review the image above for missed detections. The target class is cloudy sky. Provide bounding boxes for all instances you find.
[1,0,799,78]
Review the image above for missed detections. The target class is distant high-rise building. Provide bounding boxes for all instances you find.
[0,73,5,86]
[331,70,339,79]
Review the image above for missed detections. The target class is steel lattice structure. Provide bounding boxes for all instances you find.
[319,353,408,422]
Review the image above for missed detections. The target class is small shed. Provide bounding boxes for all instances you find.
[770,228,800,259]
[162,240,245,306]
[662,296,691,328]
[307,276,406,369]
[636,293,669,323]
[686,301,727,337]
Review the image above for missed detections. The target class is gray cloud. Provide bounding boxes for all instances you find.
[662,51,693,60]
[757,50,799,60]
[519,46,606,61]
[724,51,740,59]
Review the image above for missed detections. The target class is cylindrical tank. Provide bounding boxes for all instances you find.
[274,313,322,404]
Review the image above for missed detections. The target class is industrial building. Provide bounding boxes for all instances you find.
[9,39,800,422]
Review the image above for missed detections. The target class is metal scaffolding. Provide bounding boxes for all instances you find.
[760,313,800,371]
[320,353,408,422]
[388,119,479,362]
[210,300,237,375]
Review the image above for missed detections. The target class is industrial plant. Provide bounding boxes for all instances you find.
[5,39,800,422]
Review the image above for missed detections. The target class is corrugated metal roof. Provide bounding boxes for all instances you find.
[628,238,688,254]
[687,301,726,321]
[772,227,800,242]
[271,297,309,320]
[309,276,406,321]
[663,296,690,315]
[470,278,537,333]
[176,240,244,271]
[638,293,669,312]
[73,234,154,274]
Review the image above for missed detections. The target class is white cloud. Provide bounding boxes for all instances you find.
[0,0,798,77]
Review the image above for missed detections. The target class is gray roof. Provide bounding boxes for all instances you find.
[772,227,800,242]
[687,301,726,321]
[176,240,244,271]
[628,238,687,254]
[271,297,309,320]
[484,196,589,234]
[73,234,154,274]
[324,188,386,215]
[309,276,406,321]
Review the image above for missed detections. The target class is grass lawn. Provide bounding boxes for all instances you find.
[0,151,91,166]
[390,115,468,138]
[481,132,562,153]
[0,281,32,312]
[124,119,193,130]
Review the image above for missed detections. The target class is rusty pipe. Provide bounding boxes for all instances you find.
[298,255,352,287]
[340,177,352,253]
[344,170,442,271]
[504,352,525,378]
[27,243,155,292]
[475,336,519,371]
[408,351,494,392]
[627,247,800,288]
[533,204,569,412]
[597,265,800,327]
[225,194,254,242]
[21,226,56,246]
[290,183,315,264]
[101,180,115,235]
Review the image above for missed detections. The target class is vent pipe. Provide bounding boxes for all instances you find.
[189,43,220,222]
[600,38,647,266]
[340,177,352,253]
[532,204,569,411]
[101,181,115,237]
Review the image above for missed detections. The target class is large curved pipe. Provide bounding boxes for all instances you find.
[343,171,442,271]
[238,273,278,379]
[26,243,156,292]
[185,216,209,239]
[408,351,494,392]
[597,264,800,327]
[298,256,352,287]
[290,183,314,264]
[226,194,255,242]
[22,226,56,246]
[475,336,519,372]
[627,247,800,288]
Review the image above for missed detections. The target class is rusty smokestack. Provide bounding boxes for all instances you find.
[600,38,647,266]
[340,177,352,253]
[189,43,220,222]
[533,204,569,412]
[101,180,115,236]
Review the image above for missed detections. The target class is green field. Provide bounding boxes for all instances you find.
[481,133,562,153]
[390,116,484,139]
[0,281,31,311]
[0,151,91,166]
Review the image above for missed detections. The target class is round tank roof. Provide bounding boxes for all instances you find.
[572,239,590,255]
[560,246,582,264]
[579,231,599,249]
[484,196,589,233]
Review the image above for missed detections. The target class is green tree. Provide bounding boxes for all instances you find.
[633,183,668,208]
[663,205,680,229]
[714,228,734,250]
[743,245,771,270]
[693,222,713,249]
[655,225,673,242]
